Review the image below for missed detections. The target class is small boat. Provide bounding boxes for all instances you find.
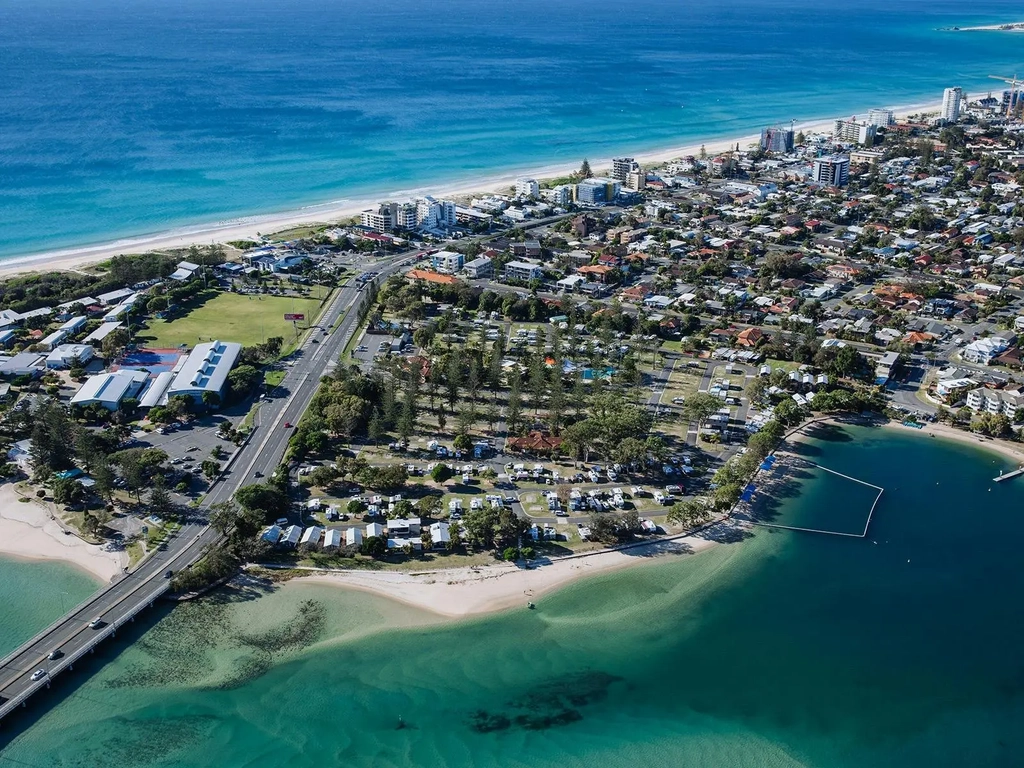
[527,602,536,610]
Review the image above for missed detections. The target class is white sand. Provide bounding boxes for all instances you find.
[0,100,942,279]
[300,532,722,618]
[0,484,125,582]
[894,420,1024,465]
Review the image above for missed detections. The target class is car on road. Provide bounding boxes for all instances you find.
[47,649,63,661]
[88,617,105,630]
[284,422,292,428]
[30,669,46,682]
[164,570,174,579]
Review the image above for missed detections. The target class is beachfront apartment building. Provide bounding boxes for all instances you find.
[514,178,540,198]
[416,196,456,229]
[941,87,963,123]
[966,387,1024,419]
[611,157,639,182]
[833,119,876,146]
[867,108,895,128]
[760,126,794,153]
[576,177,621,205]
[503,260,544,282]
[360,202,418,232]
[812,156,850,187]
[542,184,574,207]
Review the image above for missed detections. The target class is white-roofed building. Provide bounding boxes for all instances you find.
[97,288,134,306]
[345,527,363,547]
[45,343,94,369]
[366,522,385,538]
[962,336,1012,365]
[169,261,201,281]
[83,321,124,345]
[139,370,176,409]
[300,525,324,549]
[102,302,135,322]
[280,525,302,548]
[322,528,342,551]
[57,297,98,313]
[165,340,241,404]
[59,316,87,335]
[70,370,148,410]
[39,330,69,351]
[428,521,450,549]
[0,353,44,378]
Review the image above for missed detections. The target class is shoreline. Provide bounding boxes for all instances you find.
[0,484,126,583]
[292,531,726,619]
[890,419,1024,466]
[0,98,943,279]
[265,415,1024,619]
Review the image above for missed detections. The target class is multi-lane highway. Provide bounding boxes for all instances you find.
[0,252,413,724]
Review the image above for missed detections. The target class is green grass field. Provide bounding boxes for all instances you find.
[139,292,324,348]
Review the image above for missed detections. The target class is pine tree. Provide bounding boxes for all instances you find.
[579,158,592,178]
[148,477,174,520]
[368,408,386,445]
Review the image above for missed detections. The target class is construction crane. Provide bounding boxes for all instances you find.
[988,74,1020,117]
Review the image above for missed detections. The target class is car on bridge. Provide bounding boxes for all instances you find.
[88,617,105,629]
[30,669,47,682]
[48,649,63,660]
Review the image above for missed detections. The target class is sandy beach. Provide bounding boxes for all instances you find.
[894,420,1024,465]
[0,484,126,583]
[0,100,942,279]
[297,530,727,618]
[788,415,1024,466]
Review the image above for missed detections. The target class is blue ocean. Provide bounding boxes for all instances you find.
[0,0,1022,259]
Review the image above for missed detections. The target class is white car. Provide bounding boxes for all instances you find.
[30,669,47,682]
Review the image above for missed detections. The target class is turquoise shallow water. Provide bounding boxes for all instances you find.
[0,555,100,658]
[3,424,1024,766]
[1,0,1023,258]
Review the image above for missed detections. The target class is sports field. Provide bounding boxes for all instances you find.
[139,292,325,348]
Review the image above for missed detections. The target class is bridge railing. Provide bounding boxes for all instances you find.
[0,582,171,722]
